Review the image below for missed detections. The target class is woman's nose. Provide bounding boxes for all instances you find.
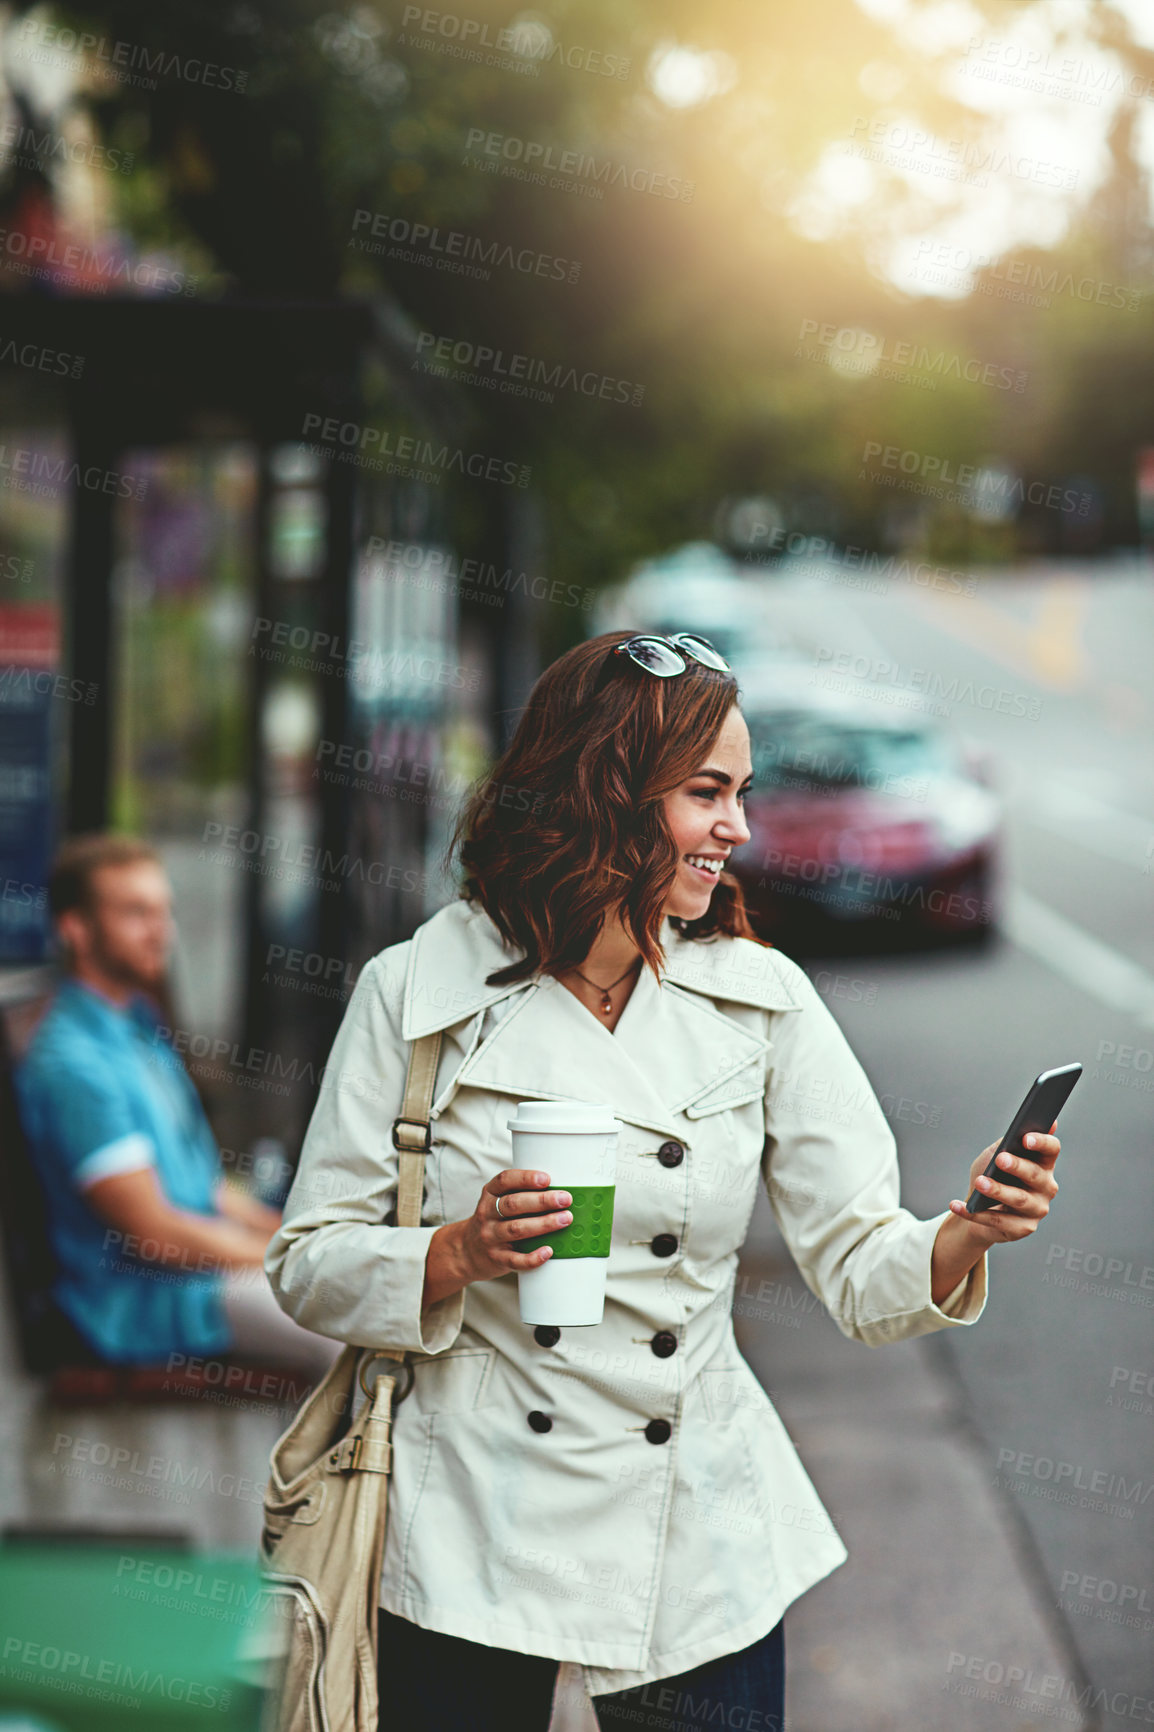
[717,807,750,845]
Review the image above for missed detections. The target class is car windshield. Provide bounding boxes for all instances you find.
[746,712,954,793]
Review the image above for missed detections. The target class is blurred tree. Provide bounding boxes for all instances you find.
[1,0,1150,585]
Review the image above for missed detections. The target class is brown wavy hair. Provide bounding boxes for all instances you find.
[449,631,770,987]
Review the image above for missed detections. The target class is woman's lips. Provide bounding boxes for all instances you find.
[685,857,724,885]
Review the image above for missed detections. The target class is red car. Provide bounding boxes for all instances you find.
[730,671,1001,953]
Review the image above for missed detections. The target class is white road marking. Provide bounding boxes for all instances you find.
[1024,781,1154,872]
[1003,888,1154,1027]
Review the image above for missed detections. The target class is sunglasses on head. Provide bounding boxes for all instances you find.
[609,632,732,678]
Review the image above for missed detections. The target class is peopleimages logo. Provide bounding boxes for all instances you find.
[957,35,1154,105]
[399,8,631,79]
[0,228,196,294]
[943,1651,1152,1724]
[414,329,644,407]
[859,442,1093,517]
[810,646,1041,720]
[298,414,530,488]
[12,16,249,93]
[846,116,1079,190]
[0,334,85,376]
[248,615,481,691]
[0,118,133,177]
[350,209,581,284]
[0,666,99,707]
[0,444,148,498]
[365,538,595,613]
[463,128,695,201]
[908,239,1142,312]
[797,320,1027,392]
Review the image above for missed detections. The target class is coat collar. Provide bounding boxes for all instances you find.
[660,923,804,1013]
[401,900,803,1038]
[400,900,802,1143]
[400,900,535,1041]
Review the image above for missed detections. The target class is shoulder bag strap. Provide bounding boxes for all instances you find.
[346,1028,444,1396]
[391,1030,443,1229]
[267,1031,447,1477]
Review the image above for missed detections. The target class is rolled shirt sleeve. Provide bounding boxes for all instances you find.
[22,1055,157,1192]
[762,968,988,1347]
[75,1131,156,1190]
[264,953,466,1356]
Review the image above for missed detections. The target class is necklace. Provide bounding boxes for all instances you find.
[569,959,641,1016]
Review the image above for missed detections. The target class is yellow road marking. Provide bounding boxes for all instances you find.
[1029,583,1085,690]
[907,576,1086,692]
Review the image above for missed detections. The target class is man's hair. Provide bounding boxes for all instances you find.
[449,630,770,987]
[48,833,162,919]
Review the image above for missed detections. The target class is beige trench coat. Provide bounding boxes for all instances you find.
[265,898,988,1693]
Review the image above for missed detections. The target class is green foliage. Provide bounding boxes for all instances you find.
[22,0,1154,583]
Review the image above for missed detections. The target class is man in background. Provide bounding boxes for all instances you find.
[15,833,333,1375]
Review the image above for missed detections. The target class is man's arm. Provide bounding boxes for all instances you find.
[86,1168,271,1271]
[215,1179,282,1236]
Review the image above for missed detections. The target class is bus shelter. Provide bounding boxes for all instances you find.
[0,293,541,1161]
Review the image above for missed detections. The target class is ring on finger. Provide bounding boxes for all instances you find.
[494,1194,509,1221]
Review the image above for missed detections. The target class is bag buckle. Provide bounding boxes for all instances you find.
[328,1429,393,1474]
[358,1354,415,1405]
[392,1118,432,1152]
[327,1432,393,1474]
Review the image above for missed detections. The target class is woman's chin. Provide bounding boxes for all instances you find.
[665,882,716,922]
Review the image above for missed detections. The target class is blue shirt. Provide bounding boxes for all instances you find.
[15,979,229,1364]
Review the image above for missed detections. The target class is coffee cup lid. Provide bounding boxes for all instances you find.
[507,1100,620,1135]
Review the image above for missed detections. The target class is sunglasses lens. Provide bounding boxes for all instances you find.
[622,637,686,677]
[669,633,730,672]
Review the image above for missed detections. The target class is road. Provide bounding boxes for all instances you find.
[740,554,1154,1725]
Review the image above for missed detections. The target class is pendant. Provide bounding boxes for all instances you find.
[601,994,612,1014]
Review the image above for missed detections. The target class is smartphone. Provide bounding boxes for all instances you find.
[965,1063,1082,1215]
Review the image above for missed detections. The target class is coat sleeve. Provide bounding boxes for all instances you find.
[264,950,466,1355]
[760,967,987,1347]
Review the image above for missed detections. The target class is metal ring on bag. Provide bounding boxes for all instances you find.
[358,1353,415,1405]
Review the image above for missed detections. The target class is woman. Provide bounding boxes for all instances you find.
[265,630,1060,1732]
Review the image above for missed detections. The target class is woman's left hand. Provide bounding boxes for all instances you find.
[947,1122,1061,1242]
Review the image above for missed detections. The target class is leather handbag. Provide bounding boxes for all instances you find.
[258,1028,444,1732]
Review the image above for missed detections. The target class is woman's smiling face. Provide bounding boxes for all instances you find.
[662,705,753,920]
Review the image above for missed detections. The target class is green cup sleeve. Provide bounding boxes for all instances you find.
[519,1183,615,1259]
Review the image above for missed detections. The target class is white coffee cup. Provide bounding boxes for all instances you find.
[507,1100,619,1327]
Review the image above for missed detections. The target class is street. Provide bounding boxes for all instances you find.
[738,555,1154,1726]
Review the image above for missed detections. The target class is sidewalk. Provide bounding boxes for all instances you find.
[551,1200,1095,1732]
[0,1213,1093,1730]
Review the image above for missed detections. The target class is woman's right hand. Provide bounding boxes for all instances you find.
[422,1170,573,1309]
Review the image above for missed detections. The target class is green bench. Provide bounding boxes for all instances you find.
[0,1545,272,1731]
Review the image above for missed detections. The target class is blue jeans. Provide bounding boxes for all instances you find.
[593,1621,784,1731]
[376,1610,785,1732]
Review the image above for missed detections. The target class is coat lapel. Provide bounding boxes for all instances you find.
[401,900,801,1144]
[450,971,689,1141]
